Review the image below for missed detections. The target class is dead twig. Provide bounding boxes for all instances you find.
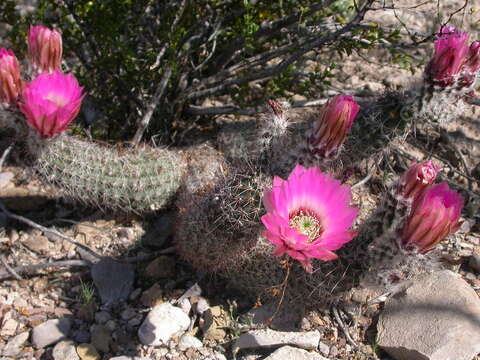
[331,305,359,348]
[0,201,102,260]
[0,254,23,280]
[0,144,13,171]
[0,259,89,280]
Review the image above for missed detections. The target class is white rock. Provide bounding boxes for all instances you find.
[179,334,203,350]
[264,346,329,360]
[2,331,29,357]
[52,340,79,360]
[137,303,190,346]
[377,270,480,360]
[233,329,321,352]
[31,318,71,349]
[0,172,14,189]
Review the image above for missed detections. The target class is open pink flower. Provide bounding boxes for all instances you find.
[0,48,23,105]
[425,26,469,87]
[19,70,84,138]
[402,182,463,253]
[394,160,441,202]
[261,165,358,272]
[28,25,62,74]
[308,95,360,160]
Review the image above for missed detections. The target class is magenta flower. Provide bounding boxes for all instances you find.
[308,95,360,160]
[0,48,23,105]
[261,165,358,272]
[393,160,441,202]
[19,70,84,138]
[402,182,463,253]
[425,26,469,87]
[28,25,62,74]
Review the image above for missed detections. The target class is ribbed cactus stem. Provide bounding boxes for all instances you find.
[34,135,184,213]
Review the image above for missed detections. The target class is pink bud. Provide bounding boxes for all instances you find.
[0,48,23,105]
[425,27,469,87]
[402,182,463,253]
[19,70,84,138]
[28,25,63,74]
[394,160,441,201]
[308,95,360,159]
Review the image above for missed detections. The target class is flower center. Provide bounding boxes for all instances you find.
[44,92,68,107]
[289,210,323,242]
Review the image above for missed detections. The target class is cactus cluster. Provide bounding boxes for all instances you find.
[175,27,473,307]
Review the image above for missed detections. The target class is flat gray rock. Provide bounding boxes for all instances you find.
[264,346,329,360]
[91,257,135,306]
[137,302,190,346]
[377,270,480,360]
[31,318,71,349]
[233,329,321,352]
[246,302,302,331]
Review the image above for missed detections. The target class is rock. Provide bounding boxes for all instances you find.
[73,330,90,343]
[21,233,50,254]
[201,306,230,342]
[129,288,142,301]
[90,325,110,353]
[0,172,14,189]
[246,302,302,331]
[91,257,134,306]
[233,329,321,352]
[2,331,29,357]
[31,318,72,349]
[109,357,148,360]
[142,213,175,248]
[140,283,163,307]
[120,308,136,321]
[94,311,111,324]
[138,302,191,346]
[145,256,176,279]
[179,298,192,315]
[52,340,79,360]
[0,318,18,337]
[179,334,203,350]
[76,343,100,360]
[468,255,480,273]
[377,270,480,360]
[263,346,329,360]
[318,341,330,357]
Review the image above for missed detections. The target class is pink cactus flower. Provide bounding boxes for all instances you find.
[394,160,441,202]
[0,48,23,105]
[19,70,84,138]
[28,25,62,74]
[425,26,469,87]
[402,182,463,253]
[261,165,358,272]
[308,95,360,160]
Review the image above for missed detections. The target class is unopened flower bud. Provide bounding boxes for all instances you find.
[425,26,469,88]
[394,160,441,202]
[402,182,463,253]
[308,95,359,160]
[0,48,23,105]
[28,25,62,74]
